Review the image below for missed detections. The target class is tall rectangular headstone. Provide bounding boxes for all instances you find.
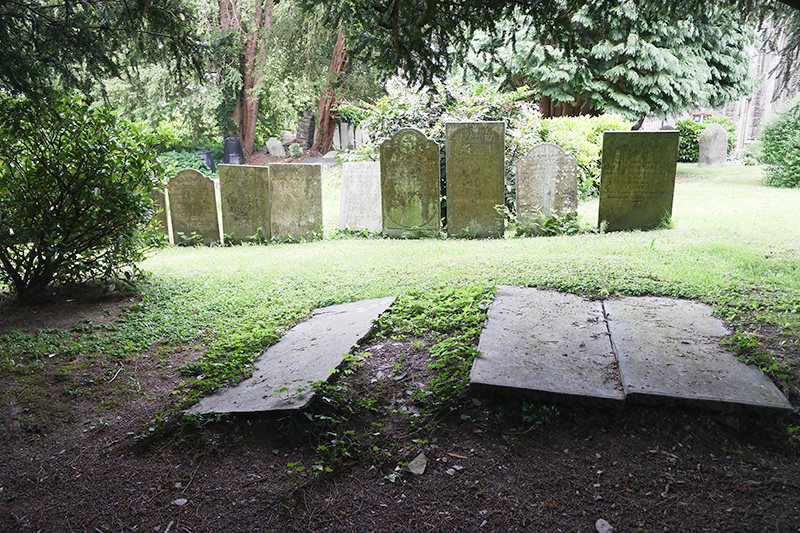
[698,123,728,167]
[219,164,270,243]
[269,163,323,241]
[380,128,441,238]
[339,161,382,232]
[445,121,505,238]
[598,131,679,232]
[167,169,221,245]
[515,142,578,229]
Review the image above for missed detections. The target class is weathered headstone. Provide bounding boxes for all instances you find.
[219,164,270,243]
[296,112,315,150]
[698,123,728,167]
[445,121,505,238]
[339,161,382,232]
[269,163,323,241]
[167,169,221,245]
[380,128,441,238]
[151,186,169,237]
[266,138,286,158]
[598,131,679,232]
[515,142,578,229]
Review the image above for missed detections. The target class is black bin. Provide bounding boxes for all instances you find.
[223,136,245,165]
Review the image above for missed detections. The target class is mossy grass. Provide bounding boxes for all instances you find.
[1,163,798,438]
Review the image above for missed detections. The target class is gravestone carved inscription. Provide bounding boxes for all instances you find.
[269,163,323,241]
[445,121,505,238]
[515,142,578,229]
[598,131,680,232]
[219,164,270,243]
[380,128,440,237]
[339,161,382,232]
[167,169,221,245]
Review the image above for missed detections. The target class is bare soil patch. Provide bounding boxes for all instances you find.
[1,295,799,532]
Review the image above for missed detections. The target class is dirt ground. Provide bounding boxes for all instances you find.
[1,290,800,533]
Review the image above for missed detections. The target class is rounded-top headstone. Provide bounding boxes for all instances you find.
[698,123,728,168]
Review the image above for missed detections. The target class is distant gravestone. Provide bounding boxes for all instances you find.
[698,123,728,167]
[598,131,680,232]
[266,138,286,158]
[380,128,441,238]
[269,163,323,241]
[219,164,270,243]
[167,169,221,245]
[515,143,578,229]
[152,186,169,237]
[445,121,505,238]
[339,161,382,232]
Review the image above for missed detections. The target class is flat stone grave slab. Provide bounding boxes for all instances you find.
[605,297,791,412]
[470,286,625,405]
[187,296,395,414]
[470,286,791,413]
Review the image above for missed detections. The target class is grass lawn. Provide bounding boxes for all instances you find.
[2,163,799,415]
[2,162,800,531]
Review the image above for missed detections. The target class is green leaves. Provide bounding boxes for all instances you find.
[760,96,800,188]
[0,90,164,303]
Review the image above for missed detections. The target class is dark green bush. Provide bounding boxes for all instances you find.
[676,116,737,163]
[158,150,217,178]
[760,97,800,188]
[0,91,165,304]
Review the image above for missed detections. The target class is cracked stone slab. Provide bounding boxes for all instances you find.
[470,286,625,405]
[187,296,395,414]
[605,297,792,412]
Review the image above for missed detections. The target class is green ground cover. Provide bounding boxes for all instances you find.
[2,163,798,429]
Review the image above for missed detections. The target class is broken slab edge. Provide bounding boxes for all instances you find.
[623,391,794,415]
[469,380,626,409]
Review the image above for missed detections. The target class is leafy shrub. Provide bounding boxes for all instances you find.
[0,91,165,304]
[676,116,737,163]
[737,140,762,165]
[349,81,629,211]
[158,149,218,179]
[760,97,800,188]
[532,114,631,198]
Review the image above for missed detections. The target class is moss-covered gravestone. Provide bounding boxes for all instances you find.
[339,161,382,233]
[445,121,505,238]
[219,164,270,243]
[269,163,322,241]
[380,128,440,238]
[598,131,680,232]
[167,169,221,245]
[515,142,578,230]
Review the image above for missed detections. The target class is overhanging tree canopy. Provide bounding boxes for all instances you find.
[301,0,799,95]
[0,0,205,98]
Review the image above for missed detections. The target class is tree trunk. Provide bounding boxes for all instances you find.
[219,0,273,157]
[311,29,348,154]
[240,0,273,157]
[631,112,647,130]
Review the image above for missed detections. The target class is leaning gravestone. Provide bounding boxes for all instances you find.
[266,138,286,158]
[598,131,680,232]
[339,161,382,232]
[698,123,728,168]
[167,169,221,245]
[445,121,505,238]
[380,128,441,238]
[515,142,578,229]
[269,163,323,241]
[219,164,270,243]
